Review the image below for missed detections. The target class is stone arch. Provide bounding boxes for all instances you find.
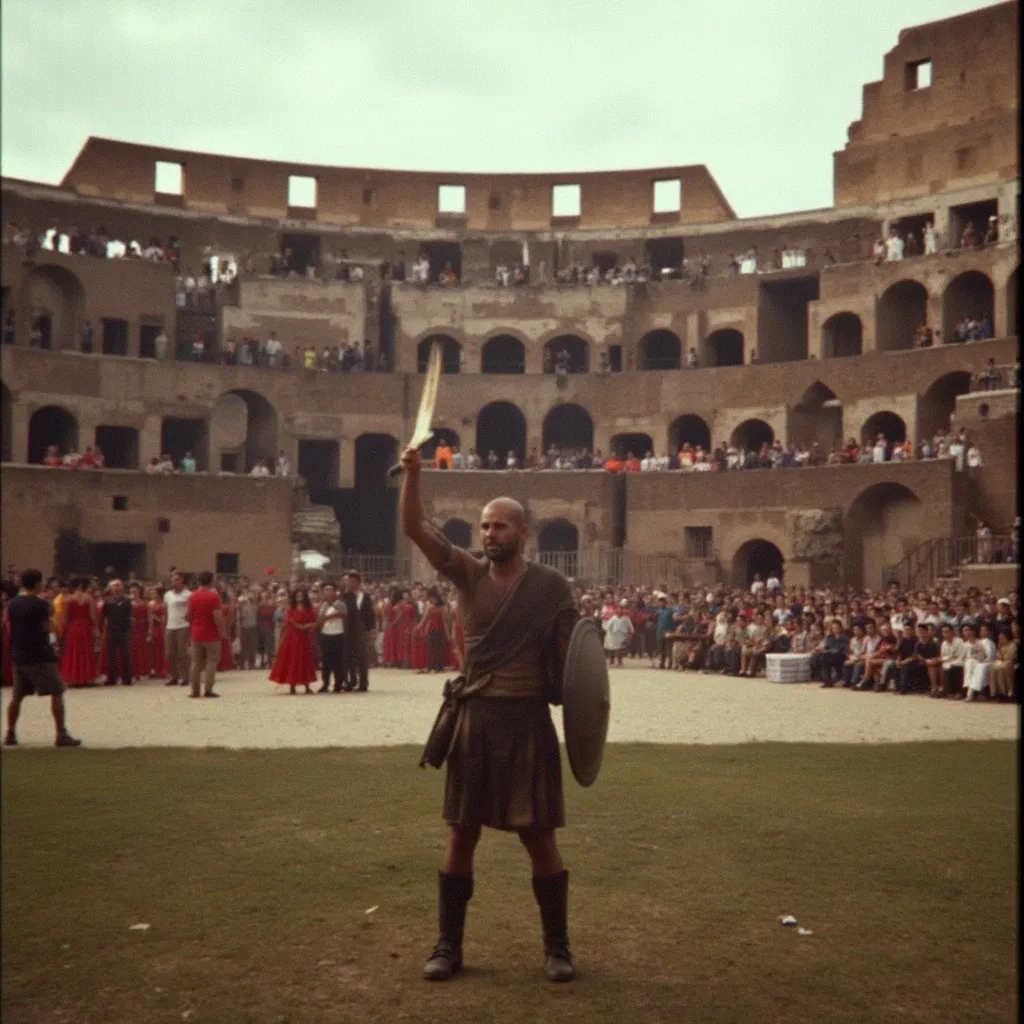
[476,401,526,465]
[860,411,906,447]
[421,427,460,463]
[481,334,525,374]
[637,329,682,370]
[417,333,461,373]
[706,328,744,367]
[24,264,86,350]
[543,334,589,374]
[610,432,654,460]
[942,270,995,343]
[1007,265,1019,337]
[536,518,579,576]
[28,405,78,463]
[877,279,928,352]
[821,312,863,359]
[668,414,711,453]
[730,418,774,450]
[440,518,473,549]
[543,403,594,452]
[918,372,972,441]
[1,382,11,462]
[789,381,842,451]
[731,539,785,588]
[355,433,398,490]
[845,482,923,590]
[215,389,278,471]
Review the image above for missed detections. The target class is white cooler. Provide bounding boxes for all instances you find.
[766,653,812,682]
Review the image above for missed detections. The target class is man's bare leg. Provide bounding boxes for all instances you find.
[425,824,481,981]
[521,828,574,981]
[5,693,23,743]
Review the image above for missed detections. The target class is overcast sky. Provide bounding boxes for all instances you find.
[0,0,996,218]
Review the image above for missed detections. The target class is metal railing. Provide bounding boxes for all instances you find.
[883,534,1016,589]
[338,554,412,580]
[536,549,688,588]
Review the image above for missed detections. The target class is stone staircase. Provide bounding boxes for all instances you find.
[291,491,341,570]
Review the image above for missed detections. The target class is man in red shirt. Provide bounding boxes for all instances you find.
[185,571,226,698]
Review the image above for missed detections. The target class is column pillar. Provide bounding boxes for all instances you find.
[10,402,29,463]
[139,414,163,467]
[339,436,355,488]
[687,311,705,366]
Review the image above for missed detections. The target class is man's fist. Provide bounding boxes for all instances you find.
[400,446,421,472]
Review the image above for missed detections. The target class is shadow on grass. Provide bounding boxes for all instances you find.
[1,742,1017,1024]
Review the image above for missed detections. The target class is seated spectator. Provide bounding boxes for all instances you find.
[42,445,63,467]
[62,448,82,468]
[505,450,518,470]
[465,448,481,470]
[938,623,965,697]
[624,452,641,472]
[155,454,175,473]
[485,450,500,470]
[978,359,1002,390]
[250,460,271,477]
[603,453,624,474]
[180,451,197,473]
[433,441,453,470]
[79,446,98,468]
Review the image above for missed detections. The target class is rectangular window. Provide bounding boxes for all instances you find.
[230,175,245,193]
[287,175,317,208]
[652,178,682,213]
[154,161,184,195]
[216,553,240,575]
[684,526,713,560]
[157,518,171,534]
[101,318,129,356]
[904,59,932,91]
[112,496,128,512]
[552,184,581,218]
[781,249,807,268]
[437,185,466,215]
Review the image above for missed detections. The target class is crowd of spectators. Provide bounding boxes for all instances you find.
[4,566,1017,703]
[871,216,999,265]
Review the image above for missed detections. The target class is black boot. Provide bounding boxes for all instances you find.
[423,871,473,981]
[532,870,574,982]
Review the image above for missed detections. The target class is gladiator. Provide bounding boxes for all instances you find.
[399,445,579,982]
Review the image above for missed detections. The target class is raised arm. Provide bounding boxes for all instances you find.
[400,446,473,583]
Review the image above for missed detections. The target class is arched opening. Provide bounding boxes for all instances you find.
[476,401,526,465]
[214,389,278,472]
[417,334,461,373]
[355,434,398,491]
[845,483,923,590]
[94,425,139,469]
[918,372,972,441]
[161,418,209,471]
[706,329,745,367]
[28,405,78,463]
[441,518,473,549]
[942,270,995,343]
[542,403,594,453]
[877,280,928,352]
[730,419,774,451]
[537,519,579,576]
[668,414,711,453]
[860,411,907,446]
[731,540,784,588]
[24,265,86,350]
[543,335,589,374]
[637,330,682,371]
[1,383,12,462]
[481,335,525,374]
[1008,266,1019,337]
[821,312,863,359]
[609,432,654,460]
[421,427,461,464]
[789,382,842,452]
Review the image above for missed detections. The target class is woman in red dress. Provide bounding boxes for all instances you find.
[396,590,417,668]
[147,584,167,678]
[410,587,428,673]
[217,588,236,671]
[419,590,450,673]
[269,588,318,694]
[59,577,99,687]
[127,583,151,680]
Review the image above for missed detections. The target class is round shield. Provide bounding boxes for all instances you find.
[562,617,610,787]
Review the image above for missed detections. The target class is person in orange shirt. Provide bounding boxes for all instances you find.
[604,454,624,474]
[434,441,453,470]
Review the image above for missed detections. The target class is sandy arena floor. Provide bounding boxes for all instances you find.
[1,664,1019,749]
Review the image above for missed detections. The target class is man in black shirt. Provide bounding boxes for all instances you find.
[4,569,81,747]
[101,579,134,685]
[895,622,938,694]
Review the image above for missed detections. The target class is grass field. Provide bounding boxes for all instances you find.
[1,743,1017,1024]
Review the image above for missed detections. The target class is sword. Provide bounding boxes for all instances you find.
[387,340,441,478]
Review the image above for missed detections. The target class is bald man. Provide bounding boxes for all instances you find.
[400,445,578,983]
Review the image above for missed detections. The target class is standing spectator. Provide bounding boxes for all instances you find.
[154,327,169,360]
[269,588,318,695]
[236,592,259,671]
[884,228,905,261]
[603,601,634,667]
[180,451,197,474]
[100,579,134,686]
[923,221,937,255]
[3,569,81,747]
[257,590,277,669]
[80,320,94,354]
[275,451,291,477]
[185,571,225,698]
[316,584,347,693]
[342,570,375,692]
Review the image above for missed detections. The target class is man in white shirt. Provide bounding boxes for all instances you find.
[923,223,937,255]
[275,452,291,477]
[154,328,169,360]
[765,572,782,594]
[966,444,982,468]
[884,229,905,262]
[872,436,888,463]
[265,332,283,368]
[163,572,192,685]
[316,583,347,693]
[250,460,271,477]
[749,574,765,597]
